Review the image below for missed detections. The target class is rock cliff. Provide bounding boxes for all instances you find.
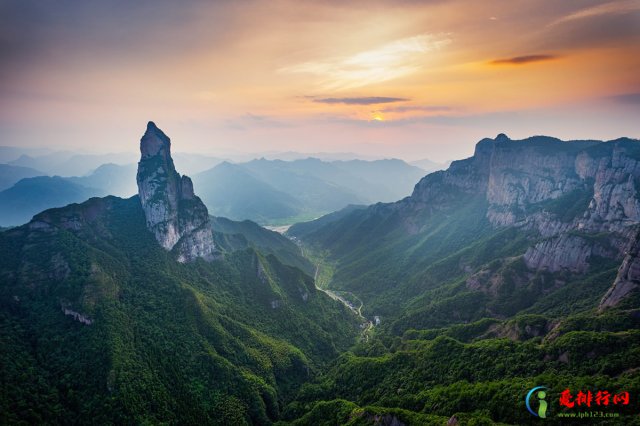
[600,229,640,310]
[136,121,214,262]
[406,134,640,307]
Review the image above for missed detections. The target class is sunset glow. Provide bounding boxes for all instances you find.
[1,0,639,161]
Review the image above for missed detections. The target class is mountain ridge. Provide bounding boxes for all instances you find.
[193,156,424,225]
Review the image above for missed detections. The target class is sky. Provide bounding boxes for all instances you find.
[1,0,639,162]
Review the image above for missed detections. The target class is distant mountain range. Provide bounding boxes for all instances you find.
[193,157,426,224]
[0,164,43,191]
[0,176,105,226]
[238,150,383,162]
[67,163,137,197]
[0,146,53,163]
[0,164,138,226]
[409,157,451,172]
[0,155,426,227]
[0,146,225,177]
[8,152,135,177]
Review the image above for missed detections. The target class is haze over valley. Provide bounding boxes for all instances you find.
[0,144,435,227]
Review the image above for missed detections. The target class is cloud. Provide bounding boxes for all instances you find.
[489,54,560,65]
[381,105,452,113]
[280,33,451,90]
[608,93,640,104]
[224,113,290,130]
[313,96,408,105]
[549,0,640,27]
[538,1,640,50]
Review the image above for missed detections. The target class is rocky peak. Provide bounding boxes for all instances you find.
[180,175,195,200]
[140,121,171,159]
[495,133,510,142]
[136,121,214,262]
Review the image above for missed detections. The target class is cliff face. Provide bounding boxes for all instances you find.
[600,229,640,310]
[406,134,640,307]
[136,122,214,262]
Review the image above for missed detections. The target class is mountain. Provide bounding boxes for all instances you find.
[0,176,105,226]
[0,146,52,163]
[211,216,314,276]
[68,163,137,198]
[284,134,640,424]
[240,158,425,206]
[289,134,640,321]
[240,150,382,162]
[0,163,43,191]
[0,122,359,424]
[329,158,428,201]
[8,152,135,177]
[239,159,365,214]
[194,162,304,224]
[0,164,138,227]
[172,152,225,175]
[193,157,425,225]
[409,157,450,172]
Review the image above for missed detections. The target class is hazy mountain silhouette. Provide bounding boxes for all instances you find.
[0,176,104,225]
[0,164,43,191]
[193,157,425,224]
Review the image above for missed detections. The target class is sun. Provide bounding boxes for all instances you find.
[370,112,385,122]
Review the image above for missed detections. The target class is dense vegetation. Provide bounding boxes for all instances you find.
[280,310,640,425]
[0,196,359,424]
[211,216,314,276]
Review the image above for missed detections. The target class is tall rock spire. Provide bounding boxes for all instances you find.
[136,121,215,262]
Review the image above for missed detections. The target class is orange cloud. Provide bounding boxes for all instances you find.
[489,54,561,65]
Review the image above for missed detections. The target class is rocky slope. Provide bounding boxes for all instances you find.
[600,229,640,309]
[136,121,215,262]
[410,134,640,308]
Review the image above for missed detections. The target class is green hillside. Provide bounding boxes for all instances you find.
[0,196,359,424]
[211,216,314,276]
